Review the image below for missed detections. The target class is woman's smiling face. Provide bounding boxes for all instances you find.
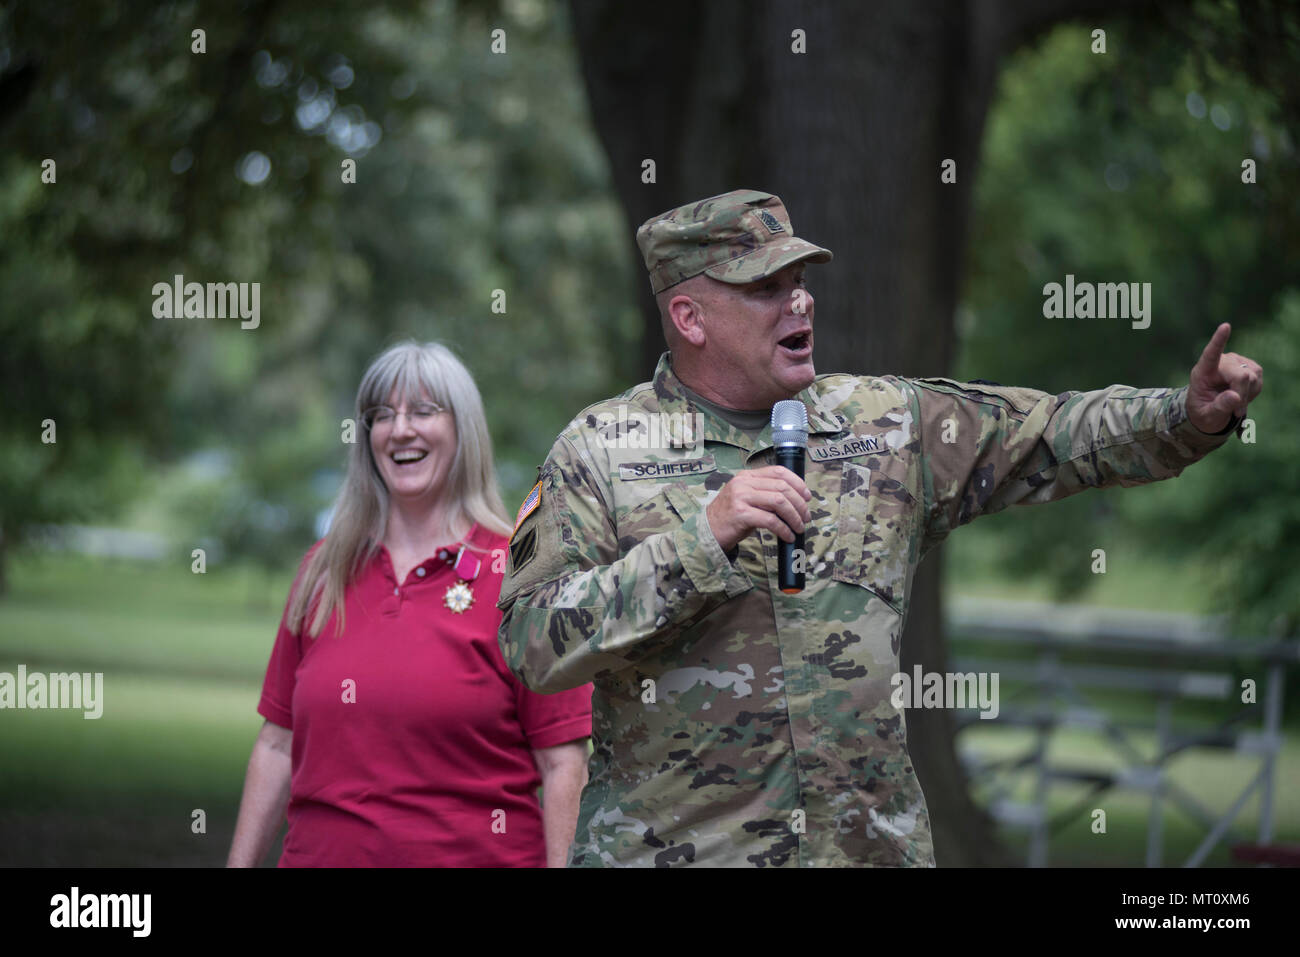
[366,390,458,508]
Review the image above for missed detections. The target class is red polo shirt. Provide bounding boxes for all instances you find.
[258,524,592,867]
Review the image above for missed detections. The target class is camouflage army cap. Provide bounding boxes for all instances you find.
[636,189,833,294]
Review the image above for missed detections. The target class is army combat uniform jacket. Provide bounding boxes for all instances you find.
[497,353,1235,867]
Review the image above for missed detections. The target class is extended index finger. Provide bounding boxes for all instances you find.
[1197,322,1232,372]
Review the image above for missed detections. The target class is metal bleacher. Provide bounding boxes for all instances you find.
[946,598,1299,867]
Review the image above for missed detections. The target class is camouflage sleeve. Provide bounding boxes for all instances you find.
[495,432,752,693]
[906,378,1238,552]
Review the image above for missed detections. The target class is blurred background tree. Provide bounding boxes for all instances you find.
[959,10,1298,633]
[0,0,640,600]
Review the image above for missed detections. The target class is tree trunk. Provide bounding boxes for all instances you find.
[570,0,1028,864]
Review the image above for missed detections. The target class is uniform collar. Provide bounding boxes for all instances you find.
[651,352,845,453]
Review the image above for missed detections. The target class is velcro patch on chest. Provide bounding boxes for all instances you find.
[617,457,717,481]
[809,435,882,462]
[509,526,537,571]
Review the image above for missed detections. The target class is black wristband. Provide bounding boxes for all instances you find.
[1205,414,1243,437]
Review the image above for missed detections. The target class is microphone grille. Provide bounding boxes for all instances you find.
[771,400,809,448]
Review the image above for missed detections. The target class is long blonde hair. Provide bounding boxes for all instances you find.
[287,341,512,637]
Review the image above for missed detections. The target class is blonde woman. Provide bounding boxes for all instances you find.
[227,341,591,867]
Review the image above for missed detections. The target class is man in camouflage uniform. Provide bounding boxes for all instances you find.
[496,188,1263,867]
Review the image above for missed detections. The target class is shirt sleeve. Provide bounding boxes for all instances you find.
[496,431,751,694]
[257,619,299,730]
[515,680,593,750]
[906,378,1237,554]
[257,546,321,730]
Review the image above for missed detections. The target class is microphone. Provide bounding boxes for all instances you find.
[771,400,808,594]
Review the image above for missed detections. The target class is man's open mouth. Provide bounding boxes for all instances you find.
[391,449,428,465]
[779,331,812,354]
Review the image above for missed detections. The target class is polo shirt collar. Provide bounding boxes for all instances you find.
[373,521,490,587]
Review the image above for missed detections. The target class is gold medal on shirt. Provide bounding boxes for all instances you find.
[442,544,482,614]
[443,581,474,614]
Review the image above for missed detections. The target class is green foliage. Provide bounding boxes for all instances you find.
[955,13,1298,615]
[1148,295,1300,634]
[1,0,639,573]
[0,163,158,540]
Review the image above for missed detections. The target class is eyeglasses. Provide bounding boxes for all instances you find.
[361,401,446,430]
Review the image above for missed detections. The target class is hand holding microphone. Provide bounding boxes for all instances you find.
[703,400,811,593]
[771,400,808,593]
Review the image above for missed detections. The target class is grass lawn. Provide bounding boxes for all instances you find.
[0,553,284,866]
[0,549,1294,867]
[0,552,290,680]
[0,669,271,867]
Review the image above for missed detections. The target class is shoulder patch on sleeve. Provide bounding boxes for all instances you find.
[511,481,542,541]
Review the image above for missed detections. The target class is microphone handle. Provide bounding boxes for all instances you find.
[775,446,805,594]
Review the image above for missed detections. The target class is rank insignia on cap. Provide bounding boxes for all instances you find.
[757,210,785,234]
[512,481,542,540]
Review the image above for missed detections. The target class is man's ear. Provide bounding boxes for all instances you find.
[668,293,707,348]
